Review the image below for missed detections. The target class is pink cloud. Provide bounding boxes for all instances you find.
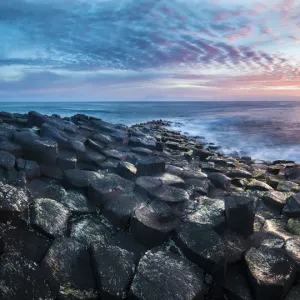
[228,25,253,41]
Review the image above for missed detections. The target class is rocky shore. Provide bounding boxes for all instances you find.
[0,111,299,299]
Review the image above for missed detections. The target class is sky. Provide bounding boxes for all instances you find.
[0,0,300,101]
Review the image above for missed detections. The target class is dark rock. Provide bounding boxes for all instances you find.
[128,249,205,300]
[284,238,300,269]
[42,237,98,299]
[0,151,15,169]
[208,172,231,190]
[0,141,23,157]
[283,193,300,217]
[184,178,209,196]
[263,190,288,209]
[28,179,67,200]
[92,133,114,144]
[28,139,58,165]
[225,231,249,264]
[80,148,106,166]
[245,247,296,300]
[91,243,136,300]
[101,148,127,160]
[27,111,47,127]
[57,150,77,169]
[128,136,156,150]
[63,169,103,188]
[285,284,300,300]
[70,215,114,246]
[86,138,105,153]
[286,218,300,236]
[165,164,183,176]
[0,253,54,300]
[286,167,300,183]
[103,193,147,229]
[16,158,40,180]
[225,194,255,236]
[248,232,285,250]
[277,180,299,192]
[91,119,116,133]
[136,157,165,176]
[0,224,51,262]
[247,179,273,191]
[130,201,179,248]
[175,223,225,280]
[88,174,134,209]
[13,130,40,149]
[263,219,293,241]
[131,147,153,156]
[39,164,62,180]
[117,161,137,180]
[181,169,208,180]
[31,198,70,238]
[155,172,185,188]
[40,123,68,145]
[98,159,119,172]
[134,176,163,196]
[226,168,252,179]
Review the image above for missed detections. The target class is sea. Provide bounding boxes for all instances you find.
[1,101,300,162]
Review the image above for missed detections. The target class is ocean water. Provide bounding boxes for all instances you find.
[1,101,300,162]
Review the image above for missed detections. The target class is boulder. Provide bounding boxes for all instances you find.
[31,198,70,238]
[0,141,23,157]
[194,149,212,160]
[136,157,165,176]
[57,150,77,169]
[128,249,205,300]
[225,194,256,236]
[91,119,116,133]
[101,148,127,160]
[63,169,103,188]
[13,130,40,149]
[16,158,40,180]
[208,172,231,190]
[285,285,300,300]
[286,167,300,183]
[39,164,62,180]
[263,219,293,241]
[245,247,296,300]
[175,223,225,280]
[103,193,147,229]
[263,190,288,209]
[128,136,156,150]
[284,237,300,269]
[28,179,67,200]
[80,148,106,166]
[117,161,137,180]
[130,201,179,247]
[88,174,134,209]
[154,172,185,188]
[286,218,300,236]
[0,253,54,300]
[92,133,114,144]
[247,179,273,191]
[165,165,183,177]
[0,151,15,169]
[91,243,136,299]
[131,147,153,156]
[42,237,98,299]
[226,168,252,179]
[181,169,208,180]
[283,193,300,217]
[27,111,47,127]
[134,176,163,196]
[277,181,299,192]
[29,139,58,165]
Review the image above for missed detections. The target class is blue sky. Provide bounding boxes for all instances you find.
[0,0,300,101]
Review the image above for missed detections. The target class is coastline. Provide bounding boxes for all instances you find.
[0,110,299,299]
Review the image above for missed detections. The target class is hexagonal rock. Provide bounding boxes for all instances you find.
[0,141,23,157]
[285,167,300,183]
[134,176,163,196]
[287,218,300,235]
[165,164,183,176]
[59,190,96,214]
[263,219,293,241]
[131,147,153,156]
[181,169,208,180]
[57,150,77,169]
[81,149,106,166]
[182,198,225,233]
[247,179,273,191]
[0,182,29,226]
[91,243,136,300]
[285,285,300,300]
[27,110,48,127]
[42,237,98,299]
[92,133,114,144]
[16,158,40,180]
[194,149,212,160]
[62,169,104,188]
[117,161,137,180]
[208,172,231,190]
[0,224,51,262]
[128,249,205,300]
[224,264,254,300]
[70,216,114,246]
[0,253,54,300]
[101,149,127,160]
[225,231,249,264]
[175,223,225,281]
[155,172,185,188]
[184,178,209,196]
[29,139,58,165]
[89,174,134,209]
[245,247,296,300]
[103,193,147,229]
[136,157,165,176]
[0,151,15,169]
[226,168,252,179]
[263,190,288,209]
[130,201,179,248]
[128,136,156,150]
[28,179,67,200]
[40,164,63,180]
[148,184,189,204]
[91,119,116,133]
[283,193,300,217]
[225,194,255,236]
[284,238,300,268]
[277,181,299,192]
[31,198,70,238]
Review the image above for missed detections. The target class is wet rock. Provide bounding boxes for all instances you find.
[86,138,105,152]
[245,247,296,300]
[175,223,225,280]
[28,179,67,200]
[208,172,231,190]
[128,249,205,300]
[117,161,137,180]
[247,179,273,191]
[287,218,300,236]
[263,190,288,209]
[16,158,40,180]
[0,141,23,157]
[103,193,147,229]
[224,264,253,300]
[57,150,77,169]
[128,136,156,150]
[0,253,54,300]
[284,237,300,268]
[225,194,255,236]
[63,169,103,188]
[285,284,300,300]
[92,133,114,144]
[0,151,15,169]
[42,237,98,299]
[283,193,300,217]
[136,157,165,176]
[0,224,51,262]
[81,148,106,166]
[31,198,70,238]
[130,201,178,247]
[88,174,134,209]
[91,243,136,299]
[0,183,29,226]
